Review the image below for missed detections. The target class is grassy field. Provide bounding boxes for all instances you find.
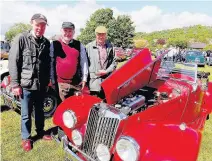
[1,64,212,161]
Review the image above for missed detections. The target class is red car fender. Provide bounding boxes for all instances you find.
[113,121,202,161]
[202,82,212,114]
[53,95,102,141]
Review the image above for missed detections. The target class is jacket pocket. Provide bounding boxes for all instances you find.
[23,48,36,65]
[20,70,33,88]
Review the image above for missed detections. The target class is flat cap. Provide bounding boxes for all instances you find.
[95,26,107,33]
[31,13,47,24]
[62,22,75,29]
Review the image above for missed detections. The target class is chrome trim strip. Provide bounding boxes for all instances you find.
[61,136,96,161]
[118,136,140,161]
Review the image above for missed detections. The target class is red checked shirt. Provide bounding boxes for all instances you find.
[97,44,107,70]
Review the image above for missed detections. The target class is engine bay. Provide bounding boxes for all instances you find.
[114,80,182,116]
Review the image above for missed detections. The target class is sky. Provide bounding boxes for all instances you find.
[0,0,212,40]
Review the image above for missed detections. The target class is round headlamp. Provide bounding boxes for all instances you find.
[116,136,139,161]
[72,129,82,146]
[63,110,77,128]
[96,144,110,161]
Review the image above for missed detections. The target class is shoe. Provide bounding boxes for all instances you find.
[42,135,52,141]
[22,140,32,152]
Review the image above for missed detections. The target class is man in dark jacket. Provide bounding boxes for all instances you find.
[9,13,52,152]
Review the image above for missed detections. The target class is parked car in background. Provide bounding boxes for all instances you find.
[185,50,205,66]
[1,72,59,118]
[0,40,10,59]
[52,48,212,161]
[206,50,212,66]
[114,47,127,61]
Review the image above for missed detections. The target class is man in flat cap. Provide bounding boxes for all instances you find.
[86,26,116,99]
[50,22,88,101]
[9,13,52,152]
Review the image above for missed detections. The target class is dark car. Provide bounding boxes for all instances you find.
[206,50,212,66]
[185,50,205,66]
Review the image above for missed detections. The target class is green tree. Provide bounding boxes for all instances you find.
[77,8,135,48]
[133,39,148,48]
[77,8,114,45]
[134,25,212,50]
[108,15,135,48]
[5,23,32,42]
[204,44,212,51]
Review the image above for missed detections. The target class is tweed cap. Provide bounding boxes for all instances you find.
[31,13,48,24]
[95,26,107,33]
[62,22,75,29]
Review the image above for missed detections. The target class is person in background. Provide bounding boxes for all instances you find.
[50,22,88,101]
[86,26,116,99]
[8,13,52,152]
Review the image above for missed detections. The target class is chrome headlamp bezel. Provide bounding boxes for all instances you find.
[72,129,83,146]
[116,136,140,161]
[96,144,110,161]
[62,110,77,128]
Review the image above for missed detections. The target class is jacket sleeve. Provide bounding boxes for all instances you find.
[80,43,88,82]
[50,42,56,85]
[105,47,117,74]
[8,34,24,87]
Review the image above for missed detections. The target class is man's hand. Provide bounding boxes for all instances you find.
[48,80,56,90]
[95,70,107,77]
[12,86,22,98]
[79,81,86,90]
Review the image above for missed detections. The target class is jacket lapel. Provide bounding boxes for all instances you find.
[92,40,100,62]
[104,40,112,64]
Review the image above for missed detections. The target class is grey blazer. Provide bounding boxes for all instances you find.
[86,40,116,92]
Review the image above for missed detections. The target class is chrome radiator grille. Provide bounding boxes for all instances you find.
[82,106,120,160]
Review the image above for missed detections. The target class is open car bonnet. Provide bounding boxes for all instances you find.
[101,48,164,104]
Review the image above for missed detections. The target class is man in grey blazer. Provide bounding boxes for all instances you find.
[86,26,116,99]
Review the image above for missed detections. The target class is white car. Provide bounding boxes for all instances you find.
[0,60,9,80]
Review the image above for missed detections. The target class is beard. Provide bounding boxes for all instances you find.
[62,36,72,42]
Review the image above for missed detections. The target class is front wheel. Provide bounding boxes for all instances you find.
[32,90,59,118]
[43,94,58,118]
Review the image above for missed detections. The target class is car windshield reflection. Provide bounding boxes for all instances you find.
[159,61,197,85]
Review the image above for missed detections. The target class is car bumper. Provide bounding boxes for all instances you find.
[197,62,205,65]
[58,135,96,161]
[2,92,21,108]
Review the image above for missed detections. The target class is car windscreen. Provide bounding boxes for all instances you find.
[186,51,202,56]
[158,61,197,84]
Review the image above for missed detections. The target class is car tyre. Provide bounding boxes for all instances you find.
[32,88,58,118]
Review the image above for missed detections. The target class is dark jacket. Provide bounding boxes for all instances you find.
[9,30,51,90]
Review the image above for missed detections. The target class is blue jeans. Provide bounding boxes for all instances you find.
[21,89,44,140]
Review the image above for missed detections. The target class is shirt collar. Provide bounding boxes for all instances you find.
[93,40,109,48]
[60,37,73,44]
[31,30,43,40]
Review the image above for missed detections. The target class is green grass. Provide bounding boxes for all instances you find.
[1,107,66,161]
[1,64,212,161]
[197,65,212,161]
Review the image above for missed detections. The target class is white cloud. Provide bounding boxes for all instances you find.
[1,1,212,40]
[1,1,104,38]
[130,6,212,32]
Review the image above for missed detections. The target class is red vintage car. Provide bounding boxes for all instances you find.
[53,48,212,161]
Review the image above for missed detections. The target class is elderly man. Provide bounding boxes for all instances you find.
[50,22,88,101]
[86,26,116,99]
[9,13,52,152]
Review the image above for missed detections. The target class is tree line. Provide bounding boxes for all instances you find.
[4,8,212,51]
